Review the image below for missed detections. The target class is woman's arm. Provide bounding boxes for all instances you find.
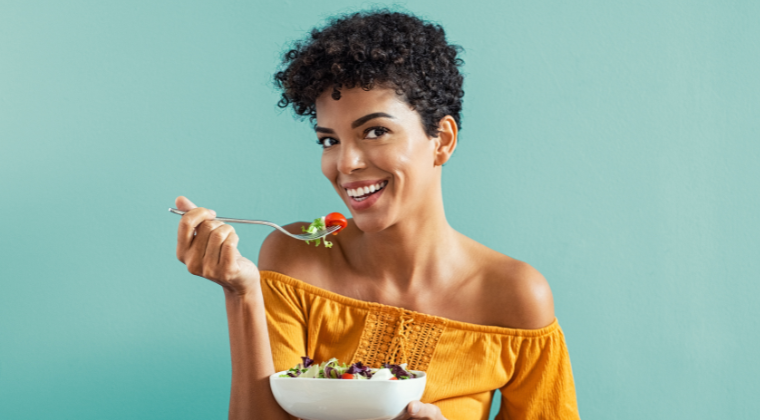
[225,288,291,420]
[174,196,291,420]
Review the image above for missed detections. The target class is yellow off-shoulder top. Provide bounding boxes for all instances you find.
[261,271,580,420]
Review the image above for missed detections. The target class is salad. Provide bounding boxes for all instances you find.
[279,356,418,381]
[302,212,348,248]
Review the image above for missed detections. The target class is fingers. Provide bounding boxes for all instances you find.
[188,219,225,268]
[175,196,198,212]
[220,232,241,271]
[203,224,236,268]
[404,401,442,420]
[173,199,256,294]
[176,207,217,263]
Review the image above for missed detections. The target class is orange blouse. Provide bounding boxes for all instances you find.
[261,271,580,420]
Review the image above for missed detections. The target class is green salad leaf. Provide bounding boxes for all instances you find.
[301,217,333,248]
[279,356,418,380]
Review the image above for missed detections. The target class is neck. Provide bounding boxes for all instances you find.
[348,185,461,292]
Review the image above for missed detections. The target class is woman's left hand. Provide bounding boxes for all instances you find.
[394,401,446,420]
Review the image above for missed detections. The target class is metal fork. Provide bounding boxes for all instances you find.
[168,208,341,241]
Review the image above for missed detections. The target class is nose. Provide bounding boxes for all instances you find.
[337,141,366,174]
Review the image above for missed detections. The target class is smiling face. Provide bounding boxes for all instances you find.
[315,87,447,233]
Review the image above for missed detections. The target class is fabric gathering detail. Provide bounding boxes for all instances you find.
[260,270,560,337]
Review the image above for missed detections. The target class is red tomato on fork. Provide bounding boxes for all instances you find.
[325,212,348,235]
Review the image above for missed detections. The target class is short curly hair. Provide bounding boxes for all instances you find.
[274,10,465,138]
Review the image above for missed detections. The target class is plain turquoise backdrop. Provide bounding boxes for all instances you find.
[2,1,758,419]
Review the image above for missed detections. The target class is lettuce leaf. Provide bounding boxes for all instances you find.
[301,217,333,248]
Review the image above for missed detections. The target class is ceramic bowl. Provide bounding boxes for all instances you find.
[269,370,427,420]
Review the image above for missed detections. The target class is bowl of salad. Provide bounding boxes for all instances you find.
[269,357,427,420]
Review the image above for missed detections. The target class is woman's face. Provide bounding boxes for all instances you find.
[315,87,440,233]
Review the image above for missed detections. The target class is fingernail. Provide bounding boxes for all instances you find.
[209,209,216,217]
[410,402,420,415]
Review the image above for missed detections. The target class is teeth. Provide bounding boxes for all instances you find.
[345,181,387,198]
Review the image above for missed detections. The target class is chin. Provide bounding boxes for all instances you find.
[352,214,391,233]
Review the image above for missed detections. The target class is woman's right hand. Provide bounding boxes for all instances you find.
[175,196,260,296]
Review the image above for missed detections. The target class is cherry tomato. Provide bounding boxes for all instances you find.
[325,212,348,235]
[341,373,354,379]
[390,377,398,380]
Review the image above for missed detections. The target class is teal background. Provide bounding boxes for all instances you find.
[1,1,758,419]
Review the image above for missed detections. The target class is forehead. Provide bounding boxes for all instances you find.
[315,87,414,128]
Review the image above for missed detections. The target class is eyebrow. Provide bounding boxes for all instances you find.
[314,112,396,133]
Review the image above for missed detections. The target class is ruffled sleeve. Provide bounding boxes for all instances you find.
[495,323,580,419]
[260,272,309,373]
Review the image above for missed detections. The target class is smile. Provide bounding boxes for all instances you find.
[345,181,388,202]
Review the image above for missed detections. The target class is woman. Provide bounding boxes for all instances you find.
[174,10,580,420]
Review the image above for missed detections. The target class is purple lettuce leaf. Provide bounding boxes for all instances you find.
[324,364,339,379]
[346,361,373,378]
[382,363,416,379]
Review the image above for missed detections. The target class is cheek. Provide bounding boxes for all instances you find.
[367,146,406,178]
[321,153,335,179]
[393,136,434,170]
[403,142,438,195]
[371,140,431,185]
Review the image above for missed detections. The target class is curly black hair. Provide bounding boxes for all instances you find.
[274,10,464,138]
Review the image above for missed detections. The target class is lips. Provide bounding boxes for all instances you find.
[341,179,389,210]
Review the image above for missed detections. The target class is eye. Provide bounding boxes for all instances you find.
[365,127,389,139]
[317,137,339,148]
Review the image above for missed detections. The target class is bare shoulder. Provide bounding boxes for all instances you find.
[257,221,335,286]
[472,243,555,330]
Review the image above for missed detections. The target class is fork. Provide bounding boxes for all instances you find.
[168,208,341,241]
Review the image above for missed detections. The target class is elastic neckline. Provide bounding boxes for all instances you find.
[261,270,560,338]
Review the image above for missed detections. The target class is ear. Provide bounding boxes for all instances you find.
[433,115,458,166]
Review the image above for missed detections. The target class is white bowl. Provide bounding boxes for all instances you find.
[269,370,427,420]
